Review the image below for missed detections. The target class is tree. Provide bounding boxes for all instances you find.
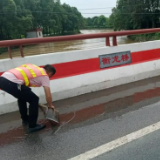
[0,0,84,40]
[110,0,160,30]
[84,15,112,29]
[0,0,17,40]
[98,15,107,28]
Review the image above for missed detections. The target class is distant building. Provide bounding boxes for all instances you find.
[26,28,43,38]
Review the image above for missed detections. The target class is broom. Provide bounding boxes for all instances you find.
[38,103,60,124]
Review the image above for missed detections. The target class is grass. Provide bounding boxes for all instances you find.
[128,33,160,42]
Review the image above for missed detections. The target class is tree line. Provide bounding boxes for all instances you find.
[1,0,159,41]
[109,0,160,31]
[83,15,112,29]
[0,0,84,40]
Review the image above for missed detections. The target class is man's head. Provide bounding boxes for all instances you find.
[43,64,56,78]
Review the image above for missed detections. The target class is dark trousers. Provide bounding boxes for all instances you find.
[0,77,39,128]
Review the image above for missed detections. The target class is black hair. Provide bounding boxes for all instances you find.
[43,64,56,75]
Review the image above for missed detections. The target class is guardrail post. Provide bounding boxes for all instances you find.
[8,46,12,59]
[113,36,117,46]
[106,37,110,46]
[20,45,24,57]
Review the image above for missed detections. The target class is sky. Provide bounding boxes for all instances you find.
[60,0,117,17]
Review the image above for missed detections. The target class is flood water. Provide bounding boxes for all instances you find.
[0,29,132,59]
[64,29,129,51]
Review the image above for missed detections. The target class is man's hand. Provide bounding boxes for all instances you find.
[43,86,54,109]
[49,105,55,110]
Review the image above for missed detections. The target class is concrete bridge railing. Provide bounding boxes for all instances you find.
[0,28,160,114]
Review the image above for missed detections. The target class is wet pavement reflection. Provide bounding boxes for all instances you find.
[1,75,160,147]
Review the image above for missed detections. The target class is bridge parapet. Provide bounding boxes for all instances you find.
[0,29,160,114]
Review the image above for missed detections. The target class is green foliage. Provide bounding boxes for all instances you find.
[110,0,160,31]
[83,15,112,29]
[0,0,83,40]
[128,33,160,42]
[0,48,8,54]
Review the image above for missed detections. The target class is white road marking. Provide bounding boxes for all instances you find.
[68,121,160,160]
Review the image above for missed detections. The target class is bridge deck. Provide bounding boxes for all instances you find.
[0,76,160,159]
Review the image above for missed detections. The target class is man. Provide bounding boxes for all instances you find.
[0,63,56,133]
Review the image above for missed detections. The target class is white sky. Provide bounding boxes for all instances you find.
[60,0,117,17]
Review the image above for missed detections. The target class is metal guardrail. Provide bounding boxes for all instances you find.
[1,28,160,59]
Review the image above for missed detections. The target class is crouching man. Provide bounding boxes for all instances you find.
[0,64,56,133]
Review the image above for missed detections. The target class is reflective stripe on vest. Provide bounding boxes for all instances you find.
[22,64,36,78]
[33,64,46,75]
[15,68,30,86]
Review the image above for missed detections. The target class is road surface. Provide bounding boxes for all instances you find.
[1,76,160,160]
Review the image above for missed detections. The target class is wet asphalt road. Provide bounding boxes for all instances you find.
[1,76,160,160]
[93,129,160,160]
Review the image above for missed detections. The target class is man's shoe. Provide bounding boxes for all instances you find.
[28,124,46,133]
[22,120,28,126]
